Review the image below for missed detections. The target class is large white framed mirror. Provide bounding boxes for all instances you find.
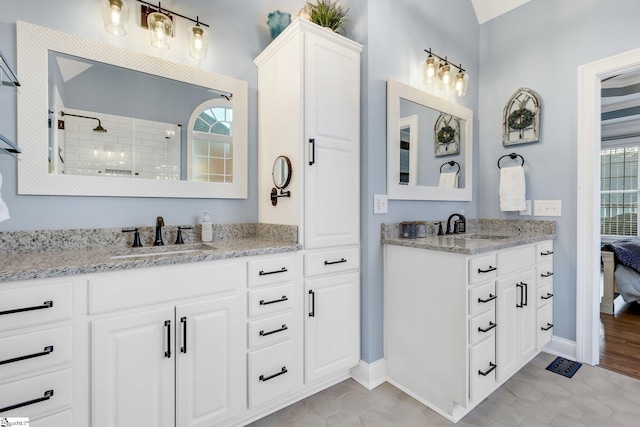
[16,21,248,198]
[386,79,473,201]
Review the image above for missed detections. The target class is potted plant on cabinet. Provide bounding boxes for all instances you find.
[305,0,349,34]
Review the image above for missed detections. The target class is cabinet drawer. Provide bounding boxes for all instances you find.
[89,261,245,314]
[537,282,554,307]
[497,245,535,276]
[469,336,497,402]
[469,281,496,315]
[0,326,72,381]
[248,340,296,408]
[537,241,554,263]
[304,247,359,277]
[248,312,294,349]
[538,303,553,350]
[248,256,295,288]
[469,254,497,284]
[469,310,497,346]
[537,264,554,285]
[0,283,72,332]
[248,283,294,318]
[30,410,73,427]
[0,369,72,419]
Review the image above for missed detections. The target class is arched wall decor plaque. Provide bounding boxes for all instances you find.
[502,87,541,146]
[434,113,461,156]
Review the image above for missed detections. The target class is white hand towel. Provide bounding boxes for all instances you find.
[439,172,459,189]
[0,172,9,223]
[499,166,526,211]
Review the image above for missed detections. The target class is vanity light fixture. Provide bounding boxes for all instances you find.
[102,0,130,36]
[147,7,173,49]
[188,19,209,60]
[423,48,468,97]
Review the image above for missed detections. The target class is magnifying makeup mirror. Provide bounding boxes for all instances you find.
[270,155,292,206]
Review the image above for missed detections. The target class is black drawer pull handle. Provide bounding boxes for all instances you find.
[164,320,171,358]
[541,272,554,278]
[260,324,288,337]
[260,296,288,306]
[259,366,288,382]
[478,294,497,303]
[0,346,54,366]
[478,322,497,333]
[478,362,497,377]
[541,323,554,331]
[180,317,187,354]
[0,300,53,316]
[541,292,554,300]
[324,258,347,265]
[477,266,496,274]
[309,290,315,317]
[0,389,54,413]
[541,250,554,256]
[259,267,288,276]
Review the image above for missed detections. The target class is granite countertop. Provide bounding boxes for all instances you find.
[0,223,301,283]
[381,219,556,255]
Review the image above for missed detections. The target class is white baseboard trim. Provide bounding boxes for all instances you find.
[350,358,387,390]
[543,336,577,361]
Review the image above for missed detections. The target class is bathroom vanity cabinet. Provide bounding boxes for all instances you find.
[383,240,554,422]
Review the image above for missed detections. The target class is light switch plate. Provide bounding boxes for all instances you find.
[534,200,561,217]
[374,194,388,214]
[519,200,532,216]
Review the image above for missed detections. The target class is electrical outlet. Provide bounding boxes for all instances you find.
[374,194,388,214]
[534,200,561,217]
[519,200,532,216]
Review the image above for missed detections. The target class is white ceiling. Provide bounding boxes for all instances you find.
[470,0,530,24]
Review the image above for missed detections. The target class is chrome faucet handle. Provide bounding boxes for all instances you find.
[175,226,192,245]
[122,228,143,247]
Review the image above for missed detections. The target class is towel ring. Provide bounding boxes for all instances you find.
[497,153,525,169]
[440,161,461,174]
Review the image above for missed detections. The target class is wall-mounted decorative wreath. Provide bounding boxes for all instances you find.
[437,125,455,144]
[434,113,460,156]
[503,88,540,146]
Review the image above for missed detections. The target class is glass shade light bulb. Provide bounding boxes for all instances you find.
[148,11,172,49]
[424,55,440,85]
[438,63,454,93]
[189,25,209,60]
[454,70,469,97]
[102,0,129,36]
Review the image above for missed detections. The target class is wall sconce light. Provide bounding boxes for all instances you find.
[423,48,468,97]
[101,0,210,59]
[102,0,130,36]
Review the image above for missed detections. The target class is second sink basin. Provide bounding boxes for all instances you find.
[110,243,217,259]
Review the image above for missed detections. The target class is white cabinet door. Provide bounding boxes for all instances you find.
[93,307,175,427]
[304,32,360,249]
[176,296,244,427]
[497,269,536,381]
[304,272,359,383]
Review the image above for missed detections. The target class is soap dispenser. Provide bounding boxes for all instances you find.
[201,211,213,242]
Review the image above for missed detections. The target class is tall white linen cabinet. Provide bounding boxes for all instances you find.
[255,18,362,388]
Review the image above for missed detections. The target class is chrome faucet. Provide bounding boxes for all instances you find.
[154,216,165,246]
[445,213,466,235]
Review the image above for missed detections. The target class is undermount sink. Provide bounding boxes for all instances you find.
[110,243,217,259]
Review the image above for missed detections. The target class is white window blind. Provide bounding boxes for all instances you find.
[601,146,639,236]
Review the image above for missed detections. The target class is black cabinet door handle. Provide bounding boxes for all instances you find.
[478,362,497,377]
[309,138,315,165]
[0,390,54,413]
[0,346,54,366]
[478,322,497,333]
[259,324,288,337]
[522,282,528,306]
[541,292,554,300]
[541,272,554,278]
[164,320,171,358]
[324,258,347,265]
[516,283,524,308]
[478,294,497,303]
[541,250,554,256]
[0,300,53,316]
[259,366,288,382]
[259,267,288,276]
[180,317,187,354]
[541,323,554,331]
[478,266,497,274]
[309,290,315,317]
[260,296,288,306]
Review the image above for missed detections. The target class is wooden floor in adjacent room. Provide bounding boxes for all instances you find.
[600,296,640,380]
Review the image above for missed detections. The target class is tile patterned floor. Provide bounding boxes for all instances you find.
[247,352,640,426]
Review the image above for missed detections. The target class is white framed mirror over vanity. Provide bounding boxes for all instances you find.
[386,79,473,201]
[16,21,248,199]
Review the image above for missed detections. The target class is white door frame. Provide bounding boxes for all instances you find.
[576,47,640,366]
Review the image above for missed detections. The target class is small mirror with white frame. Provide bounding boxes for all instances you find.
[386,79,473,201]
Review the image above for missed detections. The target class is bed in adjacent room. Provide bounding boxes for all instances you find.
[601,239,640,314]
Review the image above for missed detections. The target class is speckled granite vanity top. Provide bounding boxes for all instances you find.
[382,219,556,255]
[0,223,301,283]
